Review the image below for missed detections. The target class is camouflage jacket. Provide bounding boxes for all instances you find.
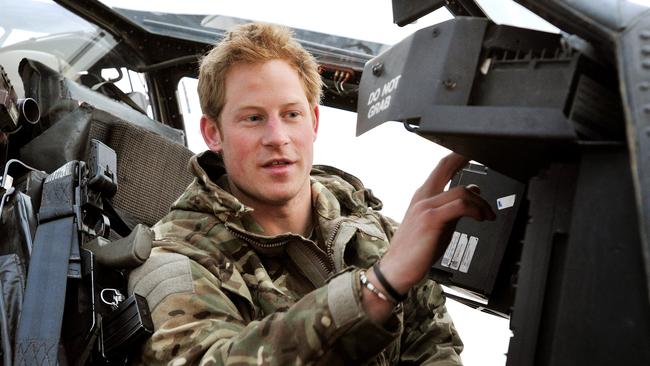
[129,151,463,366]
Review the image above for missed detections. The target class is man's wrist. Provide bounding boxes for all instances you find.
[376,255,416,295]
[360,270,397,304]
[360,269,395,324]
[372,262,408,303]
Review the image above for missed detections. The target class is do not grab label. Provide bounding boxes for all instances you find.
[367,74,401,119]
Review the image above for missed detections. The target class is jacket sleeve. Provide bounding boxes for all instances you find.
[399,279,464,365]
[374,212,464,365]
[128,251,401,366]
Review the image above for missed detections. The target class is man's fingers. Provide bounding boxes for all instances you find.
[382,184,495,291]
[413,185,496,222]
[413,152,469,202]
[442,194,495,222]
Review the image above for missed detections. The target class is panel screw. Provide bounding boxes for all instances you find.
[641,30,650,40]
[372,62,384,76]
[442,78,457,90]
[432,28,440,38]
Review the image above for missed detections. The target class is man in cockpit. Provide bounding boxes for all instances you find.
[129,22,494,365]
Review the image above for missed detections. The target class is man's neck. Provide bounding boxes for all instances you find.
[250,197,313,237]
[250,203,313,237]
[232,182,314,237]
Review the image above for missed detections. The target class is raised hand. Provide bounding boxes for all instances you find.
[363,152,495,323]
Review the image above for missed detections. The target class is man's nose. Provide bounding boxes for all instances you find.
[262,116,290,147]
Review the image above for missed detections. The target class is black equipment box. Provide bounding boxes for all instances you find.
[100,293,153,360]
[430,163,526,316]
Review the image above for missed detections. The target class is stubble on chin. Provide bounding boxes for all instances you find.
[227,172,312,209]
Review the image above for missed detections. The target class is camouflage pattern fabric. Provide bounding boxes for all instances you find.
[128,151,463,365]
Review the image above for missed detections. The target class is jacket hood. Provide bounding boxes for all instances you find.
[171,150,383,221]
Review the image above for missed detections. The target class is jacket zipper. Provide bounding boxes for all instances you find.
[324,220,344,270]
[226,224,335,275]
[226,225,288,248]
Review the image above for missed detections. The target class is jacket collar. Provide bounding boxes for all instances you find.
[173,150,384,236]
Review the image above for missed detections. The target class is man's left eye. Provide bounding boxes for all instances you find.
[286,111,300,118]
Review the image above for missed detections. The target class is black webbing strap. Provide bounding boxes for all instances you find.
[14,218,75,365]
[14,162,79,366]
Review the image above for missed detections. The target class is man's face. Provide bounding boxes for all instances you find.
[201,59,319,208]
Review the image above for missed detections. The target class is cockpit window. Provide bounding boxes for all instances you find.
[1,1,96,47]
[97,1,398,71]
[96,1,455,56]
[0,0,119,96]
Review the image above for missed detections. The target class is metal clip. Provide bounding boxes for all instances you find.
[101,288,126,309]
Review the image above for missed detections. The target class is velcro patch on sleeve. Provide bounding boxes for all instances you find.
[128,252,194,312]
[327,270,362,328]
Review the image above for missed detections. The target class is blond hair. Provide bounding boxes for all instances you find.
[198,22,322,122]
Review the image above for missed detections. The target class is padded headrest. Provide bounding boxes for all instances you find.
[19,103,194,226]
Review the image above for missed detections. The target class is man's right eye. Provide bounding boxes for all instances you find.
[244,115,263,123]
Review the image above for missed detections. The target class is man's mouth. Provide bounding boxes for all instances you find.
[262,159,293,167]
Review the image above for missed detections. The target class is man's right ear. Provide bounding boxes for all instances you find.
[200,115,222,152]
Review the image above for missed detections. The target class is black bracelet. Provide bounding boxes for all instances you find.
[372,262,407,302]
